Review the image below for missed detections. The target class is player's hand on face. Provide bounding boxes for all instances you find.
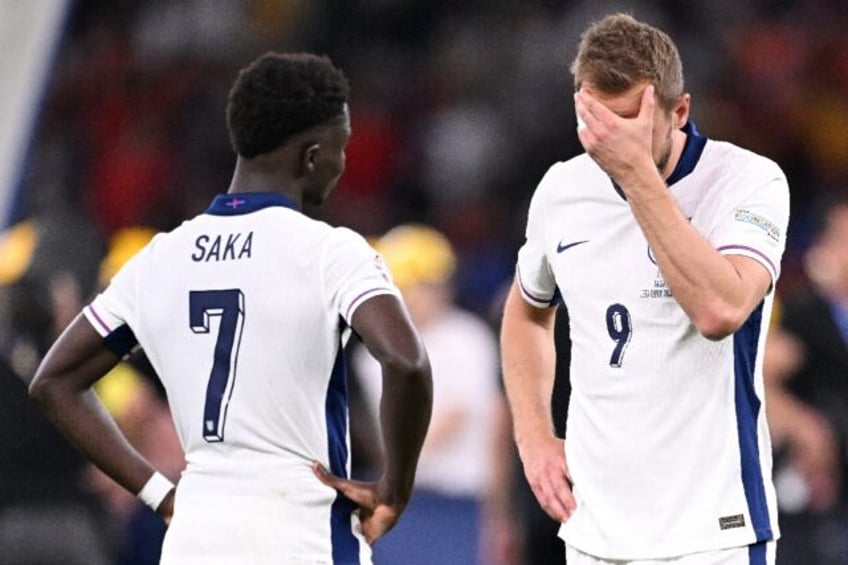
[311,461,401,544]
[574,85,656,186]
[518,435,575,523]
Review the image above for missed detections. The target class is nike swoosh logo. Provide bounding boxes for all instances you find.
[556,240,589,253]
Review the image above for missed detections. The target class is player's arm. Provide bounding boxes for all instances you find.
[624,184,770,340]
[29,313,175,521]
[354,293,432,505]
[575,86,771,340]
[500,280,575,522]
[314,293,432,543]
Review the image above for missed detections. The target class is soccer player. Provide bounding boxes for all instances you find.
[500,14,788,565]
[29,52,433,565]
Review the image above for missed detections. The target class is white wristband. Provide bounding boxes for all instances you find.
[137,471,174,511]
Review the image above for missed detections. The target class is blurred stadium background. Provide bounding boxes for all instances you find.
[1,1,847,564]
[5,0,847,314]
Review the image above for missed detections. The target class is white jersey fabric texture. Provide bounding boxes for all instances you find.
[84,192,400,565]
[515,123,788,560]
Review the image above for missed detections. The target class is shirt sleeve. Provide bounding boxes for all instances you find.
[516,167,558,308]
[83,244,149,357]
[322,227,402,325]
[710,160,790,286]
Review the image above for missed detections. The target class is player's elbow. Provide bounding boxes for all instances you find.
[691,304,747,341]
[383,351,433,394]
[28,368,60,410]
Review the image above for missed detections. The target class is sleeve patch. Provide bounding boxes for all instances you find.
[734,209,781,242]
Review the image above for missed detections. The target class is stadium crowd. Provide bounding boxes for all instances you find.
[1,1,847,563]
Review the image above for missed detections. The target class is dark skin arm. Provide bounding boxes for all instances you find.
[29,314,175,522]
[312,294,432,544]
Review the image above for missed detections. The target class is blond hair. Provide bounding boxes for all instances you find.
[570,13,684,110]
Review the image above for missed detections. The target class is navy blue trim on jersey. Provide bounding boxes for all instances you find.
[552,287,564,307]
[748,540,767,565]
[103,324,138,357]
[666,121,707,186]
[516,265,558,307]
[326,333,359,562]
[607,121,707,200]
[205,192,299,216]
[611,180,626,201]
[733,302,774,541]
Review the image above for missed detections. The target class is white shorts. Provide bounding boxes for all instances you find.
[565,541,776,565]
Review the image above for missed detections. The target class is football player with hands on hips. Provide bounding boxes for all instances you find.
[29,52,432,565]
[501,13,788,565]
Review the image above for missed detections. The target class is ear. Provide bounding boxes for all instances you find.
[673,94,691,129]
[301,143,320,176]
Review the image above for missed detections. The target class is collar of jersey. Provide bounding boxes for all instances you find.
[610,121,707,199]
[665,120,707,186]
[205,192,300,216]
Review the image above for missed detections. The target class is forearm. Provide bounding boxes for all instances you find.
[379,361,433,505]
[624,171,760,338]
[500,287,557,450]
[32,381,158,495]
[501,339,557,450]
[29,314,163,500]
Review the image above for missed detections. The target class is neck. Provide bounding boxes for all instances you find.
[660,129,688,180]
[227,156,303,208]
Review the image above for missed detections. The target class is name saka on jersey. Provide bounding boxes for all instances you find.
[191,232,253,262]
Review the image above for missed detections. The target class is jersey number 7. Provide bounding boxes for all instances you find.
[189,289,245,442]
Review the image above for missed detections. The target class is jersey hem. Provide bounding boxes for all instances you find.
[515,268,555,308]
[82,304,111,337]
[559,528,780,561]
[343,287,397,322]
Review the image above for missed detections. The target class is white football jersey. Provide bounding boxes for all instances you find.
[84,192,399,564]
[516,123,788,559]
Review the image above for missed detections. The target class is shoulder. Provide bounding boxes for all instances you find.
[318,225,379,272]
[537,154,599,191]
[702,140,786,181]
[529,154,603,213]
[328,225,370,245]
[320,225,374,257]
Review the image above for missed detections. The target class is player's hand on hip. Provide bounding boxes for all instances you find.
[518,435,576,523]
[311,461,402,544]
[574,85,656,186]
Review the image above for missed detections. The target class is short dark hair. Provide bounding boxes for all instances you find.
[226,52,350,159]
[571,13,684,111]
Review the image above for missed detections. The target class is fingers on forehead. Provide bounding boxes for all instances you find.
[574,91,600,122]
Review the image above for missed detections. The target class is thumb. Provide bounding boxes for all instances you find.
[312,461,336,485]
[311,461,376,508]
